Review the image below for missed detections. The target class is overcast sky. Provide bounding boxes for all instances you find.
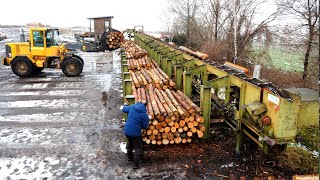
[0,0,167,32]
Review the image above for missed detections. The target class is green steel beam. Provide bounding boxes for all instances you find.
[183,71,192,97]
[175,65,183,90]
[200,85,212,139]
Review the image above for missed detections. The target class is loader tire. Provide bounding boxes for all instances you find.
[72,55,84,65]
[62,57,83,77]
[11,57,33,77]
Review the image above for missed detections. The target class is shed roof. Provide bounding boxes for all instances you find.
[87,16,114,20]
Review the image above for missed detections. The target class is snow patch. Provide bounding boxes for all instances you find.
[0,156,59,179]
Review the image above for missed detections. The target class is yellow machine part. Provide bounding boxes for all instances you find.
[262,88,319,140]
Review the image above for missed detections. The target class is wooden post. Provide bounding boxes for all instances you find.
[183,71,192,98]
[200,85,211,139]
[175,65,183,90]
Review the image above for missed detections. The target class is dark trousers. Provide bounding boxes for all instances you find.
[126,135,142,166]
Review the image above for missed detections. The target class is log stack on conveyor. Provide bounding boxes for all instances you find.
[123,41,206,145]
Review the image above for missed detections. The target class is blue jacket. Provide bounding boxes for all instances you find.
[122,102,150,137]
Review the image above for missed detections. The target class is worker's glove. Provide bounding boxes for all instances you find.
[148,115,152,120]
[120,105,124,111]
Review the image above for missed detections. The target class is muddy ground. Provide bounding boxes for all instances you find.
[0,51,311,180]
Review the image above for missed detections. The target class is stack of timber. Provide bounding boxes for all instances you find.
[124,42,206,145]
[128,59,176,90]
[122,41,148,59]
[106,31,124,50]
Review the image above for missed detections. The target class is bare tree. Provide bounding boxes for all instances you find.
[169,0,198,46]
[278,0,319,79]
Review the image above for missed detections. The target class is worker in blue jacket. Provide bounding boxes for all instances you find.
[120,101,151,169]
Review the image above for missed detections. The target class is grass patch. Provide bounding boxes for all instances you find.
[277,146,319,174]
[250,45,304,72]
[298,128,320,152]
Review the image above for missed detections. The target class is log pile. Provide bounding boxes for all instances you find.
[123,41,206,145]
[122,41,148,59]
[129,65,175,90]
[132,85,206,145]
[106,31,124,50]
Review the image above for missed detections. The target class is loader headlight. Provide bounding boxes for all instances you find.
[8,53,12,58]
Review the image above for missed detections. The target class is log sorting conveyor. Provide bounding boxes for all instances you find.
[120,30,319,154]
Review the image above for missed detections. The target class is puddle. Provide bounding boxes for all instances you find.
[3,90,86,96]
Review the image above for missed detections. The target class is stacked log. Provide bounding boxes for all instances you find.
[131,83,206,145]
[122,41,148,59]
[123,41,206,145]
[106,31,124,50]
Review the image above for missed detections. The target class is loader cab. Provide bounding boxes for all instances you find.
[30,28,60,57]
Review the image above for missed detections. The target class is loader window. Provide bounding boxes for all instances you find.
[33,31,44,47]
[46,30,58,47]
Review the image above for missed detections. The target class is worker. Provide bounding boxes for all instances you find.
[120,101,151,169]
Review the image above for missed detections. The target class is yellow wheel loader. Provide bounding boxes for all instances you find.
[2,27,84,77]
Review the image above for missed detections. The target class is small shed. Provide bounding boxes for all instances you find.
[88,16,114,41]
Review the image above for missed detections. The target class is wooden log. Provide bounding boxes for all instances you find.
[153,68,168,85]
[164,126,171,133]
[154,90,167,116]
[191,127,197,133]
[171,127,176,133]
[160,90,178,116]
[147,129,152,135]
[193,121,199,127]
[178,127,183,133]
[156,67,169,80]
[146,139,151,144]
[187,131,193,137]
[177,90,202,114]
[146,69,159,84]
[168,121,174,127]
[187,122,194,129]
[149,125,155,130]
[141,69,153,84]
[198,124,206,132]
[167,132,174,140]
[136,88,141,103]
[171,90,194,114]
[195,114,202,122]
[156,123,162,130]
[154,89,173,117]
[151,140,156,145]
[174,137,182,144]
[146,91,154,119]
[159,128,164,133]
[187,138,192,143]
[162,139,169,145]
[169,140,175,144]
[174,122,180,129]
[183,126,188,131]
[182,138,187,144]
[152,129,159,135]
[165,89,185,118]
[140,88,147,104]
[149,134,155,140]
[197,130,204,138]
[130,70,140,88]
[148,85,160,118]
[152,120,159,126]
[179,120,186,127]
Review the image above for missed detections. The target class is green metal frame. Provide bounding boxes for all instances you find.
[131,33,319,155]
